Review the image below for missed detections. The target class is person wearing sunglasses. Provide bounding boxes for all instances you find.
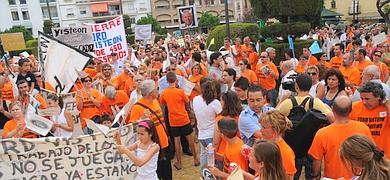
[306,65,325,99]
[239,59,258,85]
[95,63,118,90]
[76,76,102,133]
[256,51,279,107]
[372,50,389,83]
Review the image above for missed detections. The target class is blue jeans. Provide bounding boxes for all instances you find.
[294,155,313,180]
[199,138,213,174]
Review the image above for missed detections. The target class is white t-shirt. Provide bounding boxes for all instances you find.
[193,95,222,140]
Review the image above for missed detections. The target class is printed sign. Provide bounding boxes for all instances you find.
[25,111,54,136]
[52,26,94,53]
[0,125,137,180]
[87,16,128,62]
[135,24,152,40]
[178,5,198,29]
[62,93,83,137]
[0,32,26,51]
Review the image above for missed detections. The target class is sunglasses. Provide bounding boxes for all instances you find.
[260,56,267,58]
[167,68,176,71]
[374,54,382,57]
[103,68,111,71]
[35,75,42,78]
[83,79,92,83]
[307,72,317,76]
[135,79,143,82]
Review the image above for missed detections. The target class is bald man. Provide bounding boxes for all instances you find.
[349,65,390,102]
[309,95,372,179]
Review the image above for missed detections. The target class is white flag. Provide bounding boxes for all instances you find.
[38,32,92,94]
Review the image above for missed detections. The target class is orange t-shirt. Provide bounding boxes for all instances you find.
[43,82,56,92]
[128,98,168,148]
[339,66,361,86]
[200,63,208,77]
[1,82,14,101]
[76,89,102,128]
[295,63,306,74]
[277,139,297,176]
[309,121,372,179]
[353,59,373,75]
[189,74,203,100]
[349,102,390,157]
[234,45,243,66]
[100,90,129,116]
[241,70,258,84]
[21,94,47,109]
[308,56,319,66]
[84,67,98,78]
[346,43,353,52]
[152,61,163,70]
[223,138,248,172]
[216,115,240,156]
[248,52,258,71]
[328,56,343,69]
[159,87,190,127]
[116,72,130,91]
[101,77,118,90]
[375,62,388,82]
[2,119,38,138]
[256,62,279,90]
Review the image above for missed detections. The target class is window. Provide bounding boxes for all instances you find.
[66,8,74,16]
[8,0,16,5]
[138,3,146,11]
[128,3,134,10]
[11,11,19,21]
[331,0,336,9]
[130,17,136,24]
[69,23,76,27]
[195,0,202,6]
[20,0,26,4]
[79,7,87,15]
[220,0,224,4]
[22,10,30,20]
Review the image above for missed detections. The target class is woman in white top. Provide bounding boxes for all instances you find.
[115,120,160,180]
[193,78,222,173]
[129,74,144,102]
[47,94,74,137]
[306,65,325,99]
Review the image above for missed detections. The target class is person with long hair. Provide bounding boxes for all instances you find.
[115,120,160,180]
[246,140,289,180]
[239,59,258,85]
[306,65,325,99]
[259,110,296,178]
[213,91,242,170]
[340,134,390,180]
[47,94,74,137]
[193,78,222,173]
[322,68,347,107]
[188,63,203,100]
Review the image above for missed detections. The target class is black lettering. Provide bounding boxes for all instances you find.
[42,159,52,172]
[95,167,104,178]
[92,153,102,165]
[1,140,19,153]
[12,161,24,175]
[24,160,37,173]
[65,171,72,180]
[54,158,64,170]
[50,173,58,180]
[54,76,65,93]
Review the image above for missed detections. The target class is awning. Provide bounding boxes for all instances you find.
[91,3,108,13]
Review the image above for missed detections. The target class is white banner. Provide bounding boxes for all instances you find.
[52,26,94,53]
[62,93,84,137]
[87,16,128,62]
[0,125,137,180]
[38,32,92,94]
[135,24,152,40]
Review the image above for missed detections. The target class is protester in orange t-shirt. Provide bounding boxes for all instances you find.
[84,60,99,78]
[17,80,47,109]
[372,50,389,83]
[353,48,373,76]
[349,82,390,158]
[295,55,310,74]
[208,119,248,179]
[95,63,119,89]
[309,95,372,179]
[233,38,243,66]
[256,52,279,91]
[76,76,102,129]
[239,60,258,85]
[259,110,296,178]
[1,80,14,101]
[339,53,361,87]
[116,63,135,91]
[2,101,38,139]
[127,79,172,179]
[328,43,344,69]
[100,86,129,117]
[159,72,199,169]
[188,63,203,100]
[303,47,319,65]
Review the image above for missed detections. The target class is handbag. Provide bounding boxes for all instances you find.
[135,102,175,160]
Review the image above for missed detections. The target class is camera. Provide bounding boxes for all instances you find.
[282,74,297,92]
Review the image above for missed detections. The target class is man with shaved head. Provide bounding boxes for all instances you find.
[309,95,372,179]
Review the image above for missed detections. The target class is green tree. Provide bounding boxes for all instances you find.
[198,12,220,30]
[136,15,167,34]
[250,0,324,26]
[123,14,132,35]
[43,20,54,35]
[377,0,390,26]
[1,26,33,41]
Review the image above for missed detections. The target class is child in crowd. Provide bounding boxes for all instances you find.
[115,120,160,180]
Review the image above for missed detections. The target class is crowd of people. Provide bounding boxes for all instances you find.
[1,22,390,180]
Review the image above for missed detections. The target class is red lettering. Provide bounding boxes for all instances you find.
[93,25,101,32]
[101,24,108,31]
[95,49,105,56]
[108,20,116,29]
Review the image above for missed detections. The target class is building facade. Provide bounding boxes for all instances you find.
[151,0,251,28]
[324,0,383,24]
[0,0,44,37]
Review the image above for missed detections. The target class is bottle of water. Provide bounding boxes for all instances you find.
[207,143,215,166]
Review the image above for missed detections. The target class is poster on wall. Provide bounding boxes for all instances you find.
[86,16,129,62]
[51,26,94,53]
[178,5,198,29]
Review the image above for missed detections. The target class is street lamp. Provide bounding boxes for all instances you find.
[224,0,230,38]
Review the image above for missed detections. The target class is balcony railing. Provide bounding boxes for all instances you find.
[348,6,361,15]
[40,0,56,4]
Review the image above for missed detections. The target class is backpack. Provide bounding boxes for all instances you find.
[284,96,330,158]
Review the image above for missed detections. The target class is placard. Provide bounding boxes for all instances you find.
[178,5,198,29]
[135,24,152,40]
[0,32,26,51]
[52,26,94,53]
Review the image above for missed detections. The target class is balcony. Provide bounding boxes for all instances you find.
[76,0,119,4]
[40,0,56,5]
[348,6,361,15]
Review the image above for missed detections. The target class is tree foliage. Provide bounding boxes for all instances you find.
[43,20,54,35]
[198,12,220,29]
[1,26,33,41]
[136,15,167,34]
[250,0,324,26]
[123,14,132,35]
